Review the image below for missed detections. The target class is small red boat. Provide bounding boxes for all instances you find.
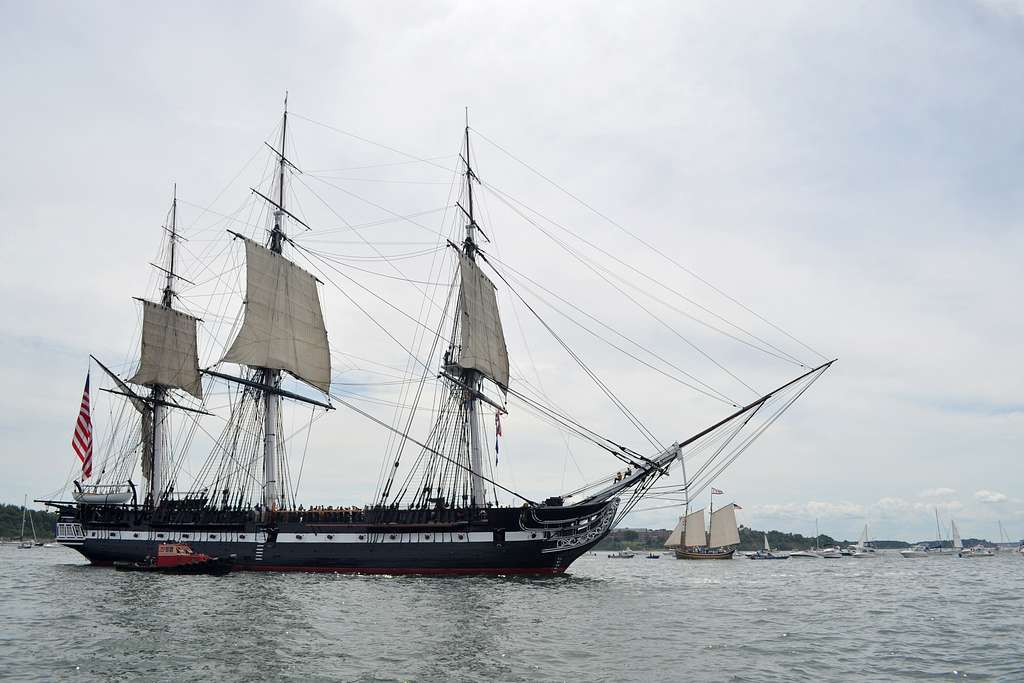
[114,543,235,575]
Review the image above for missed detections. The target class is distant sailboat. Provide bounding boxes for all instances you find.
[956,521,994,557]
[666,493,740,560]
[749,532,788,560]
[17,496,33,549]
[850,524,878,558]
[900,508,954,558]
[789,519,822,558]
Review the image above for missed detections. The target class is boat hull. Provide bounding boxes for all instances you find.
[674,548,735,560]
[53,499,618,575]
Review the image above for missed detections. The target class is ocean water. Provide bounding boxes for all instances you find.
[1,546,1022,682]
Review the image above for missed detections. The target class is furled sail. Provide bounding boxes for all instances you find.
[684,508,706,547]
[709,504,741,548]
[96,356,154,483]
[222,238,332,393]
[456,253,510,390]
[664,516,685,547]
[128,300,203,399]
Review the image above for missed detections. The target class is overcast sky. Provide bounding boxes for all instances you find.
[2,1,1022,542]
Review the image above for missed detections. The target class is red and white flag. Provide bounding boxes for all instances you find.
[72,373,93,479]
[711,487,724,495]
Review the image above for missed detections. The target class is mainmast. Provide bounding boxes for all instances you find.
[461,114,486,507]
[263,95,289,513]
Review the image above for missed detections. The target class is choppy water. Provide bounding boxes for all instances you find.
[1,546,1022,682]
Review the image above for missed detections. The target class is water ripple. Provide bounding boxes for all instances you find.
[1,547,1023,681]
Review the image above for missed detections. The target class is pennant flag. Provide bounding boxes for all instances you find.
[72,373,94,479]
[711,487,724,495]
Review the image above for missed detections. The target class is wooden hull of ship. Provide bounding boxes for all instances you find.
[51,498,619,575]
[674,547,735,560]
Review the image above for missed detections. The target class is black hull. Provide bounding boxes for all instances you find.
[114,557,234,575]
[54,498,619,575]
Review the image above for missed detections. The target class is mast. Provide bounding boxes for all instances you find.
[461,112,486,507]
[707,489,714,547]
[935,507,942,548]
[20,495,27,543]
[263,95,288,513]
[150,185,179,505]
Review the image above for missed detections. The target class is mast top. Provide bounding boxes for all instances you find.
[462,110,479,261]
[270,94,289,255]
[160,183,179,309]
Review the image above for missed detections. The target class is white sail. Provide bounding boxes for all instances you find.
[129,300,202,398]
[664,516,685,547]
[763,533,771,551]
[709,504,741,547]
[456,253,510,390]
[684,508,706,547]
[223,238,332,393]
[857,524,868,549]
[952,520,962,549]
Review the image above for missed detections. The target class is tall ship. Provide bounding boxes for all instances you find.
[664,490,741,560]
[42,101,834,574]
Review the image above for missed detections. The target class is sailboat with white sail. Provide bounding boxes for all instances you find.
[901,508,955,558]
[17,496,34,549]
[956,521,994,557]
[748,532,788,560]
[850,524,878,558]
[39,101,834,574]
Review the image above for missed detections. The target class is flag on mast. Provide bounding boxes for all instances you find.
[72,373,93,479]
[711,487,723,495]
[494,413,502,465]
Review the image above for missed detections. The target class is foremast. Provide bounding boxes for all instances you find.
[122,183,203,507]
[150,185,181,504]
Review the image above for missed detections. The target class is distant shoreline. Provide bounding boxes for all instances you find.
[594,525,1009,551]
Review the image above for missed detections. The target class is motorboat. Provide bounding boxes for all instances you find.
[114,543,234,575]
[900,544,953,558]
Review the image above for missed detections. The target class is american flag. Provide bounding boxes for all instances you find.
[72,373,93,479]
[711,487,724,495]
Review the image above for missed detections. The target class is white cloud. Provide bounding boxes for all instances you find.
[919,487,957,498]
[975,489,1008,503]
[872,497,964,516]
[748,501,865,519]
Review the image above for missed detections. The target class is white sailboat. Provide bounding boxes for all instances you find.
[749,532,787,560]
[850,524,878,558]
[955,521,994,557]
[789,519,822,558]
[901,508,954,558]
[17,496,33,549]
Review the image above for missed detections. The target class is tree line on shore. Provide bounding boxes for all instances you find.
[593,525,999,551]
[0,503,57,541]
